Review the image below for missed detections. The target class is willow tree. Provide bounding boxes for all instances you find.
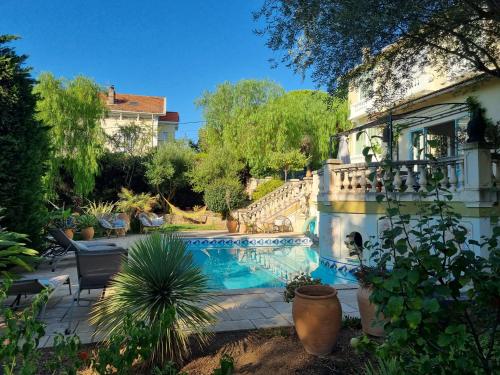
[247,90,350,176]
[192,79,284,192]
[35,73,106,197]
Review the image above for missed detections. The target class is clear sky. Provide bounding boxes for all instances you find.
[0,0,318,141]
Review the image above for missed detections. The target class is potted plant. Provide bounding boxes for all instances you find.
[284,274,342,356]
[345,232,386,337]
[77,214,98,241]
[203,179,247,233]
[116,188,158,233]
[49,208,76,239]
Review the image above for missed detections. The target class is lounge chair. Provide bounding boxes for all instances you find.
[98,216,127,237]
[46,228,118,271]
[4,275,71,318]
[138,212,165,232]
[64,242,127,334]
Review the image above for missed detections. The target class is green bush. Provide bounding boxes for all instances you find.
[203,179,247,219]
[252,179,284,201]
[354,151,500,373]
[90,233,216,367]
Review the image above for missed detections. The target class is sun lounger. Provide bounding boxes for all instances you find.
[4,275,71,318]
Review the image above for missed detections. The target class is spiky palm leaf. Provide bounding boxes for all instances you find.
[90,233,216,366]
[116,188,158,217]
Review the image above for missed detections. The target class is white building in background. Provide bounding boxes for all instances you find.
[101,85,179,150]
[315,64,500,263]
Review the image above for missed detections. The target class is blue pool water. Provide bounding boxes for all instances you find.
[187,245,358,290]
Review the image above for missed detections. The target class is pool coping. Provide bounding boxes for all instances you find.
[211,283,359,296]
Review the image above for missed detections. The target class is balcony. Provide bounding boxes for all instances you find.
[349,97,374,120]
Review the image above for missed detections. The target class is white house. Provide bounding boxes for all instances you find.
[101,86,179,150]
[314,64,500,264]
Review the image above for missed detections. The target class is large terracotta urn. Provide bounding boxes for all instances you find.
[292,285,342,356]
[81,227,95,241]
[64,228,74,240]
[357,286,385,337]
[226,218,239,233]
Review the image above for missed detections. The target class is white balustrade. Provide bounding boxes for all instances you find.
[327,156,469,198]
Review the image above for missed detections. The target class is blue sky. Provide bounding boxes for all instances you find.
[0,0,318,141]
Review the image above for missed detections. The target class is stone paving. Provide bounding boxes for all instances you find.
[5,232,359,348]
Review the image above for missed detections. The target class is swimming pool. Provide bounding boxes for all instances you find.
[186,241,358,290]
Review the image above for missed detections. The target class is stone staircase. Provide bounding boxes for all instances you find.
[236,178,313,232]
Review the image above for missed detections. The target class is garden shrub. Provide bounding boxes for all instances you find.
[352,147,500,374]
[252,179,284,201]
[0,279,49,375]
[90,233,216,367]
[92,152,151,203]
[203,178,247,219]
[0,214,39,277]
[0,36,49,247]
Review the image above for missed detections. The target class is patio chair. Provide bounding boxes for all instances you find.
[138,212,165,232]
[47,228,118,271]
[3,275,71,318]
[98,216,127,238]
[273,216,293,233]
[64,242,127,334]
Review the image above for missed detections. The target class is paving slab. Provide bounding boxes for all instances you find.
[251,316,290,329]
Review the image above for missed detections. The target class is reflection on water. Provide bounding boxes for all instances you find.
[189,246,357,290]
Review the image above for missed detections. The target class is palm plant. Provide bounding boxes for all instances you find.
[116,188,158,218]
[83,201,115,218]
[90,233,216,367]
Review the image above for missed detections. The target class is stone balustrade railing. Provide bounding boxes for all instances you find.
[238,178,312,225]
[330,156,465,195]
[318,143,499,207]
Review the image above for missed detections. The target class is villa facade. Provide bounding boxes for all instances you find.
[314,64,500,264]
[101,86,179,151]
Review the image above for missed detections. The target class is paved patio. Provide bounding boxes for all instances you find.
[6,232,359,348]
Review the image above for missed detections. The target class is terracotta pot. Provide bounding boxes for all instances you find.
[357,286,385,337]
[81,227,94,241]
[292,285,342,356]
[64,228,74,240]
[226,218,239,233]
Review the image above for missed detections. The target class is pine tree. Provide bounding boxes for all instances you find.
[0,35,49,246]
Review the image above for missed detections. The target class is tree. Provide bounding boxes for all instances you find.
[145,140,196,206]
[34,73,106,197]
[248,90,349,175]
[255,1,500,106]
[0,35,49,246]
[106,122,153,188]
[269,149,309,181]
[191,79,284,193]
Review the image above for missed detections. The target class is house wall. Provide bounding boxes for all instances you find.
[346,78,500,163]
[157,122,178,146]
[101,112,165,151]
[317,208,493,262]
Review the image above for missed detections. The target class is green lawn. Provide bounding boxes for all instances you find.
[159,223,220,232]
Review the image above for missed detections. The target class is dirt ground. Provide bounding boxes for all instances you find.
[38,326,368,374]
[181,327,368,375]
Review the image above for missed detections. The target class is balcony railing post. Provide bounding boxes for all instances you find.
[462,142,494,207]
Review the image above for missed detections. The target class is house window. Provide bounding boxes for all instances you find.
[410,121,456,160]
